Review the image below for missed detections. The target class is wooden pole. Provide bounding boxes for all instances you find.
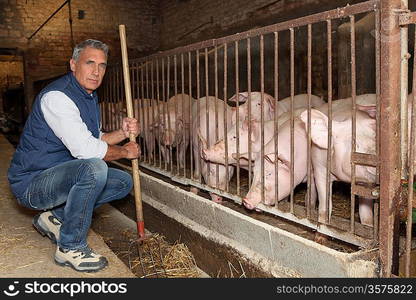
[119,24,146,239]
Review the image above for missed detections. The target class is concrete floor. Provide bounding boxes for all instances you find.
[0,134,136,278]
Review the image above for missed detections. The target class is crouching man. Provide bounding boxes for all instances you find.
[8,39,140,272]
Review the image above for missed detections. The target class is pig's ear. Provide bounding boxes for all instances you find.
[265,94,276,111]
[357,104,377,119]
[300,109,330,149]
[229,92,248,103]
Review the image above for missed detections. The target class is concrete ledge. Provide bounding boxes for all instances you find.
[138,172,379,277]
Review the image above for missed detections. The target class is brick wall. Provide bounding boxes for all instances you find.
[0,0,160,110]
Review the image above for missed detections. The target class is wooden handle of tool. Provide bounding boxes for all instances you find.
[119,24,145,238]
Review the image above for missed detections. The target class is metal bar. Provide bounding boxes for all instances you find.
[351,153,379,167]
[151,60,155,165]
[204,48,211,187]
[130,1,379,64]
[224,44,230,192]
[146,61,150,163]
[306,24,312,219]
[214,46,219,188]
[235,41,240,196]
[398,11,416,25]
[68,0,74,48]
[174,55,179,174]
[351,183,380,199]
[350,15,357,234]
[156,59,162,168]
[167,56,173,171]
[289,29,295,214]
[400,0,409,182]
[325,19,333,224]
[274,32,279,209]
[260,35,265,206]
[28,0,69,40]
[162,58,167,170]
[189,52,194,179]
[181,53,186,177]
[247,38,252,185]
[379,0,402,277]
[405,22,416,278]
[196,50,202,183]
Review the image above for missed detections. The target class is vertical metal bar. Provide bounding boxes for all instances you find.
[247,38,252,186]
[162,58,167,169]
[325,19,333,224]
[350,15,357,233]
[151,60,155,165]
[379,0,402,277]
[167,56,173,171]
[274,32,279,209]
[375,10,381,243]
[215,46,220,189]
[289,28,295,214]
[405,25,416,279]
[174,55,179,174]
[196,50,202,183]
[189,52,194,179]
[235,41,240,196]
[141,62,146,162]
[306,24,312,218]
[205,48,211,187]
[156,59,162,168]
[181,53,186,177]
[224,43,230,192]
[401,0,409,182]
[260,35,265,206]
[146,61,150,164]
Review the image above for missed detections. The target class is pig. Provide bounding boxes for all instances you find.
[193,92,293,202]
[300,99,378,226]
[234,117,317,210]
[134,98,162,161]
[106,99,160,160]
[201,108,306,166]
[301,93,416,228]
[228,92,324,120]
[236,94,376,212]
[192,96,236,202]
[153,93,197,167]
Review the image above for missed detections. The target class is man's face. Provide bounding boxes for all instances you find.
[70,46,107,94]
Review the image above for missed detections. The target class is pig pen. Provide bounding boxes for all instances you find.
[99,0,416,277]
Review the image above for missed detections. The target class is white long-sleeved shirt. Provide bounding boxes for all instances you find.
[41,91,108,159]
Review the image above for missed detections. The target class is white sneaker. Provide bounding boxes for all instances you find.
[32,211,61,244]
[54,246,108,272]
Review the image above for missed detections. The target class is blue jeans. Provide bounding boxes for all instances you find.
[18,158,133,250]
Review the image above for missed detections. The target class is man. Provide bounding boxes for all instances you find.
[8,39,140,272]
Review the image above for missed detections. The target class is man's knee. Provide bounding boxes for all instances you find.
[80,158,108,182]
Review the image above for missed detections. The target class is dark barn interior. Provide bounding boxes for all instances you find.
[1,0,416,280]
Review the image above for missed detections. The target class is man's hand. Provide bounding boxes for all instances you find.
[123,141,141,159]
[122,117,140,138]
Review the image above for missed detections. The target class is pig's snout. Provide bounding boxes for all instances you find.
[243,198,256,210]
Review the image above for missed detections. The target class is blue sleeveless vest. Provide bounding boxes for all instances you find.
[7,72,101,199]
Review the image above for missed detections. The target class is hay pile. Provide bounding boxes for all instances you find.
[113,231,200,278]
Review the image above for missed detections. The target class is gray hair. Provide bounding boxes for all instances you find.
[72,39,109,61]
